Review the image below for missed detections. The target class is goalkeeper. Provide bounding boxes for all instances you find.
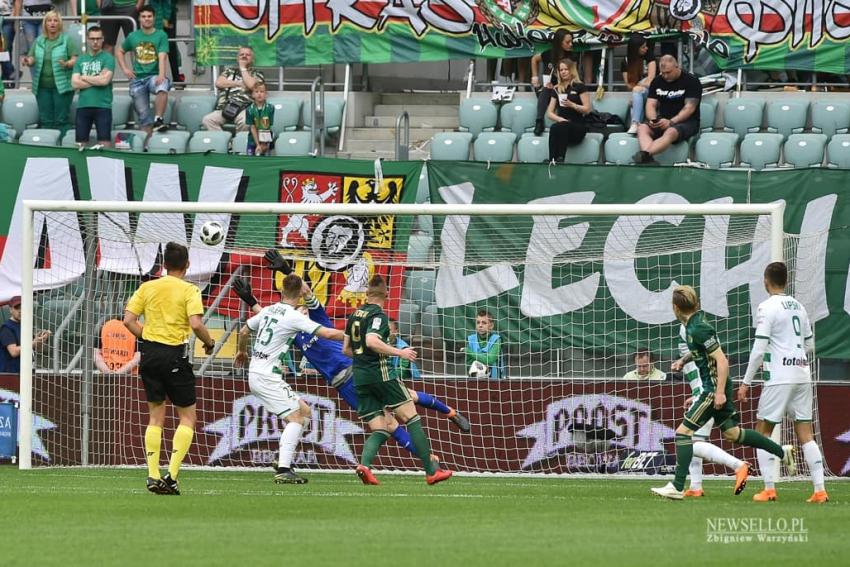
[232,250,471,455]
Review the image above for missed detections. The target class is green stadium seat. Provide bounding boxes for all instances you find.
[826,134,850,168]
[458,98,498,138]
[134,97,175,126]
[20,128,61,146]
[565,132,602,164]
[654,139,691,165]
[700,97,718,132]
[1,92,39,134]
[415,167,430,203]
[147,132,189,154]
[604,133,640,165]
[176,95,216,133]
[473,131,516,162]
[517,133,549,162]
[592,95,630,125]
[811,101,850,138]
[188,131,232,153]
[723,98,764,138]
[275,131,314,156]
[231,131,250,154]
[112,129,147,152]
[302,97,344,136]
[420,304,441,340]
[430,132,472,160]
[112,94,133,129]
[739,133,783,170]
[407,234,434,265]
[60,130,98,148]
[268,96,302,135]
[766,99,809,140]
[397,302,421,337]
[403,270,436,310]
[694,132,738,168]
[782,133,826,168]
[416,215,434,236]
[500,99,537,136]
[3,127,16,142]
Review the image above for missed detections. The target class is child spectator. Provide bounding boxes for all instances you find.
[246,81,274,156]
[388,318,421,380]
[466,309,505,379]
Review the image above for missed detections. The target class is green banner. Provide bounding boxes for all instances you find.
[426,162,850,360]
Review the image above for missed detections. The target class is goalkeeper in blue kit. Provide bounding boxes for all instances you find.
[232,250,471,458]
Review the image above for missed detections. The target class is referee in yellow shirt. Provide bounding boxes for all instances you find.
[124,242,215,495]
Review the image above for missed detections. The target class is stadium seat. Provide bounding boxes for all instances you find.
[134,97,175,126]
[188,131,232,153]
[766,99,809,140]
[231,131,250,154]
[604,133,640,165]
[407,233,434,265]
[517,133,549,163]
[565,132,602,164]
[739,133,783,170]
[782,133,827,168]
[19,128,61,146]
[700,97,718,132]
[592,95,630,125]
[275,131,314,156]
[60,130,98,148]
[403,270,436,309]
[415,167,430,203]
[175,95,216,133]
[112,94,133,129]
[458,98,498,138]
[397,302,421,337]
[473,131,516,162]
[1,92,39,134]
[430,132,472,160]
[112,129,147,152]
[268,96,302,135]
[3,127,16,142]
[694,132,738,168]
[654,139,691,165]
[416,215,434,236]
[723,98,764,138]
[826,134,850,168]
[147,132,189,154]
[302,97,344,136]
[500,99,537,136]
[420,304,442,340]
[811,101,850,138]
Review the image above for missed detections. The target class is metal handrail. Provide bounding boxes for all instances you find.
[309,75,325,156]
[337,63,351,152]
[395,111,410,160]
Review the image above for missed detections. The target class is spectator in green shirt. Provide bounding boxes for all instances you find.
[20,10,79,134]
[71,25,114,148]
[149,0,182,83]
[116,6,170,136]
[246,81,274,156]
[466,309,506,379]
[102,0,142,55]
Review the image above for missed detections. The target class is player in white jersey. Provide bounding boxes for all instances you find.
[235,273,344,484]
[738,261,827,503]
[671,326,751,497]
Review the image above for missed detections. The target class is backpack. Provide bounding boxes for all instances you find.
[584,111,624,135]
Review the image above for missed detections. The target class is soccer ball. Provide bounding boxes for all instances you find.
[199,221,225,246]
[468,361,488,378]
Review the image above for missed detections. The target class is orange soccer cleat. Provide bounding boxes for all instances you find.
[807,491,829,503]
[752,488,777,502]
[426,468,453,485]
[355,464,380,486]
[734,462,750,495]
[683,488,705,498]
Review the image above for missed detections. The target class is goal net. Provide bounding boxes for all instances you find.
[17,200,825,477]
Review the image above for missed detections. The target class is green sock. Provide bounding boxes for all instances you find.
[405,416,436,475]
[361,430,391,467]
[673,434,694,492]
[737,428,784,458]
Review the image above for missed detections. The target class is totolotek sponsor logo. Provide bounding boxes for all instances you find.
[782,356,808,367]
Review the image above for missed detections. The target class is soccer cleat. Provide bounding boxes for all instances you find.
[274,469,308,484]
[807,491,829,503]
[447,409,471,433]
[752,488,777,502]
[734,462,750,495]
[683,488,704,498]
[160,473,181,495]
[781,445,797,475]
[425,468,453,485]
[356,464,380,485]
[146,477,167,494]
[651,482,684,500]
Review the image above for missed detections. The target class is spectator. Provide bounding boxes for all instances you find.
[116,6,170,136]
[20,10,78,135]
[530,29,575,136]
[13,0,49,62]
[1,0,15,85]
[101,0,141,55]
[388,318,421,380]
[0,295,51,374]
[245,81,273,156]
[622,348,666,380]
[466,309,505,379]
[71,25,114,148]
[72,0,99,18]
[0,72,4,102]
[546,58,590,163]
[634,54,701,164]
[149,0,183,84]
[94,318,140,375]
[201,45,263,132]
[622,34,657,135]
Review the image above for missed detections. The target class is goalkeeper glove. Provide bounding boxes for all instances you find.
[232,276,258,307]
[264,249,292,275]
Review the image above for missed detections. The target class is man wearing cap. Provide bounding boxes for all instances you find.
[0,295,51,373]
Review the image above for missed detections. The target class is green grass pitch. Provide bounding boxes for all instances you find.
[2,467,848,566]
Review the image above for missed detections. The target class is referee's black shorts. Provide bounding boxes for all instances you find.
[139,341,197,407]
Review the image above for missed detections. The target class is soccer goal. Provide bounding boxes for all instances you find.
[17,199,824,477]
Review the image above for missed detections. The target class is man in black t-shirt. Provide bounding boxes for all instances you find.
[634,55,701,164]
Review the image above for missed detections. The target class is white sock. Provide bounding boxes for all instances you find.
[757,448,776,490]
[278,421,304,469]
[688,456,703,490]
[693,441,744,472]
[802,440,825,492]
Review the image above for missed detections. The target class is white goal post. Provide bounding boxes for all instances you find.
[18,199,789,474]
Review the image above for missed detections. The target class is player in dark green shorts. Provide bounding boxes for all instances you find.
[652,285,795,500]
[344,275,452,486]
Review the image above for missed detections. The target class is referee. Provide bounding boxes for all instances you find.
[123,242,215,495]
